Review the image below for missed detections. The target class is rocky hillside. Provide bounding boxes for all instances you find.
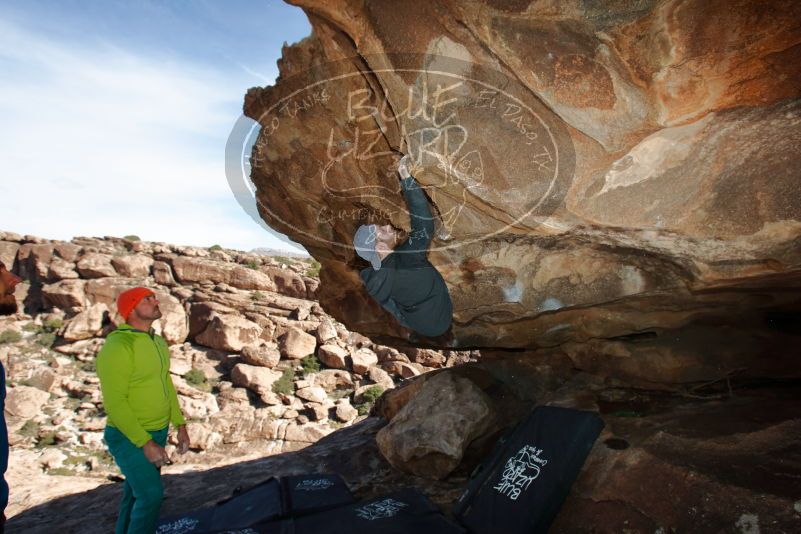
[0,230,476,525]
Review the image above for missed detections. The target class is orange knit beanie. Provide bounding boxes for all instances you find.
[117,287,154,321]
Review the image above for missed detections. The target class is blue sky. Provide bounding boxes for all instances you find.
[0,0,311,252]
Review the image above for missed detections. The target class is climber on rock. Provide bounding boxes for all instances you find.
[353,154,453,342]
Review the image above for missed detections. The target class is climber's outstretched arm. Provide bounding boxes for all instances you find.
[397,155,435,252]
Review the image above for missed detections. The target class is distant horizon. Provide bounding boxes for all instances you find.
[0,227,309,257]
[0,0,311,254]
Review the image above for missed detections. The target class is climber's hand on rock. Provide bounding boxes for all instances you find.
[398,155,412,180]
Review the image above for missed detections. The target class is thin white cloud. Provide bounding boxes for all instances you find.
[0,18,303,253]
[237,62,276,84]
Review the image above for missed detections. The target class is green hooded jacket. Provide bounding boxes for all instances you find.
[96,325,185,447]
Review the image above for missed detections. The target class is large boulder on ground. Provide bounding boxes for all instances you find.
[184,422,222,451]
[335,401,358,423]
[376,372,495,479]
[278,326,317,360]
[263,267,307,299]
[5,386,51,419]
[16,243,54,281]
[83,278,146,310]
[240,343,281,368]
[170,257,277,291]
[177,393,220,420]
[152,292,188,345]
[315,317,338,343]
[53,243,81,262]
[307,369,354,392]
[350,348,378,375]
[26,368,57,393]
[111,254,154,277]
[366,367,395,391]
[196,313,262,352]
[283,422,332,443]
[152,260,176,286]
[41,279,87,310]
[188,301,235,340]
[295,386,328,404]
[62,303,108,341]
[0,241,20,269]
[381,361,421,379]
[406,348,447,368]
[76,253,117,278]
[47,257,78,281]
[230,364,284,400]
[317,344,349,369]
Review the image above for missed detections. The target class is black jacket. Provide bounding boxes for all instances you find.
[359,176,453,337]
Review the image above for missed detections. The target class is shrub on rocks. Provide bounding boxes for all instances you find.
[299,355,321,376]
[355,385,384,416]
[184,369,210,392]
[0,330,21,344]
[272,368,295,395]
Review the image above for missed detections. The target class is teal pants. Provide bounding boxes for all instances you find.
[104,425,168,534]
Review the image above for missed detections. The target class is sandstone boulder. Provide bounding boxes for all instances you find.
[76,253,117,278]
[406,348,447,368]
[295,386,328,404]
[111,254,153,277]
[17,243,54,281]
[53,243,81,262]
[317,344,348,370]
[188,301,235,340]
[230,364,283,397]
[0,241,19,269]
[367,367,395,391]
[283,422,332,443]
[350,348,378,375]
[382,361,421,379]
[171,257,277,291]
[177,393,219,420]
[278,327,316,360]
[41,279,86,310]
[376,373,494,479]
[308,369,353,393]
[62,303,108,341]
[169,358,193,377]
[196,314,262,352]
[47,257,78,280]
[152,261,176,286]
[334,401,358,423]
[240,343,281,368]
[264,267,306,299]
[26,368,57,393]
[315,317,337,343]
[5,386,51,419]
[38,449,67,470]
[185,422,222,451]
[304,402,328,421]
[151,292,188,345]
